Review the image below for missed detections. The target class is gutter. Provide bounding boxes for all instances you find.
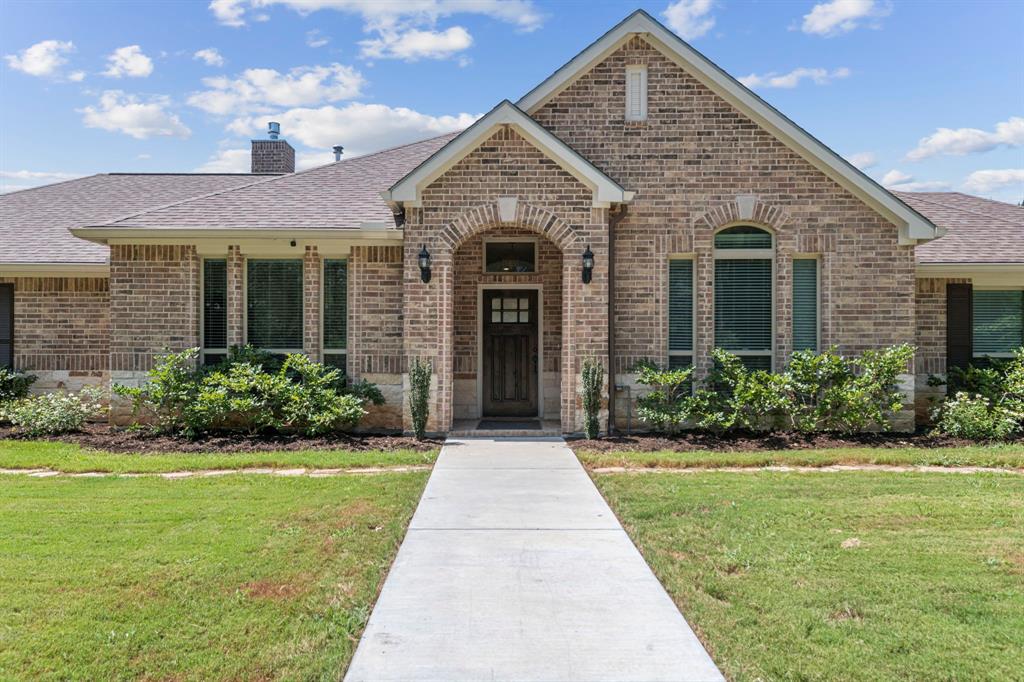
[606,204,628,435]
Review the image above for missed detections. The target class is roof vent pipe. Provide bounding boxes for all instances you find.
[267,121,281,140]
[333,145,344,162]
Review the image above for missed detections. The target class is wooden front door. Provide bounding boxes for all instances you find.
[482,289,539,417]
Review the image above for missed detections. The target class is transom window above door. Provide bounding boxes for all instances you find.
[490,296,531,324]
[485,241,536,273]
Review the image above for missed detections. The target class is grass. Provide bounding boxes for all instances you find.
[594,470,1024,680]
[0,440,438,473]
[0,472,428,680]
[575,444,1024,470]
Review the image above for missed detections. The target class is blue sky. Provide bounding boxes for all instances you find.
[2,0,1022,201]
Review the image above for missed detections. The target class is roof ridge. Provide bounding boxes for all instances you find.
[900,192,1023,228]
[0,173,99,198]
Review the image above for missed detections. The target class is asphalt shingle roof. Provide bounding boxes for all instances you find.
[896,191,1024,264]
[102,132,460,231]
[1,173,269,264]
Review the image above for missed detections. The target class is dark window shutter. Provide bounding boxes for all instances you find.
[0,284,12,369]
[946,282,973,372]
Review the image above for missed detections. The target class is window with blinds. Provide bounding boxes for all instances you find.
[973,290,1024,358]
[792,258,818,352]
[714,226,774,370]
[625,65,647,121]
[202,259,227,365]
[247,259,303,351]
[323,259,347,369]
[0,284,13,369]
[668,259,693,369]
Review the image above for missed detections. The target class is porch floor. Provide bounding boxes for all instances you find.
[450,418,562,437]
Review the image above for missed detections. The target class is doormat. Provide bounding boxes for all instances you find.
[476,419,542,430]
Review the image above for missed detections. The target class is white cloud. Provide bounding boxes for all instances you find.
[209,0,246,27]
[360,26,472,61]
[663,0,715,40]
[137,153,152,160]
[880,168,950,192]
[906,117,1024,161]
[226,102,478,156]
[194,48,225,67]
[4,39,74,78]
[306,29,330,48]
[188,63,365,115]
[962,169,1024,194]
[103,45,154,78]
[79,90,191,139]
[68,70,86,82]
[195,148,251,173]
[847,151,878,170]
[0,170,83,193]
[801,0,890,36]
[739,66,850,89]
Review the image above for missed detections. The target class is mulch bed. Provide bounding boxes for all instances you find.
[0,423,441,454]
[567,430,1023,453]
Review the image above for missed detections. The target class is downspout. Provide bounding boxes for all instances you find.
[607,204,628,435]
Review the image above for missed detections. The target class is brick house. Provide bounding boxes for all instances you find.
[2,10,1021,434]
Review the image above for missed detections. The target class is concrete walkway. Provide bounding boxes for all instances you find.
[345,438,723,682]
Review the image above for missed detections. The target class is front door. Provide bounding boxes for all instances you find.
[482,289,538,417]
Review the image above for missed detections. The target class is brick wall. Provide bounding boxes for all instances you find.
[109,244,199,372]
[250,139,295,174]
[1,276,109,387]
[404,126,609,432]
[914,277,970,421]
[531,36,917,425]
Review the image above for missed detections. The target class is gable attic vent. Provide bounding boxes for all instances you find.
[625,64,647,121]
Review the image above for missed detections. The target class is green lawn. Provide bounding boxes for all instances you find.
[0,472,428,680]
[576,444,1024,470]
[594,470,1024,680]
[0,440,437,473]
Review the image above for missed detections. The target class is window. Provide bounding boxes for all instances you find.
[322,259,348,370]
[484,241,536,273]
[792,258,819,352]
[246,259,303,352]
[714,226,774,370]
[973,290,1024,360]
[0,283,12,369]
[490,296,531,324]
[201,259,228,366]
[668,259,693,370]
[625,65,647,121]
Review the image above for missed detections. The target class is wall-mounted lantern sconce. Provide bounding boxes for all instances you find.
[418,245,432,283]
[581,245,595,284]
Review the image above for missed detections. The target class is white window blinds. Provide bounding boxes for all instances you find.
[625,65,647,121]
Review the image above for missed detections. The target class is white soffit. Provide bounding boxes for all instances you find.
[383,100,631,208]
[516,10,939,243]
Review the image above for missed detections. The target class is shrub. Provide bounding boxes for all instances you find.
[0,368,36,403]
[408,357,432,440]
[932,393,1018,441]
[5,386,106,436]
[691,350,791,434]
[931,348,1024,440]
[634,361,695,433]
[581,358,604,439]
[113,348,203,434]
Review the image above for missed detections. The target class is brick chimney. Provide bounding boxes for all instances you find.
[251,121,295,174]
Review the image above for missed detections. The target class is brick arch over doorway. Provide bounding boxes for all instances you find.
[440,199,584,254]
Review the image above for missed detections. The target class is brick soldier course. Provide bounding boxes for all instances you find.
[2,10,1021,434]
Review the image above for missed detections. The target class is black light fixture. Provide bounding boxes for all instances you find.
[418,245,432,283]
[581,245,595,284]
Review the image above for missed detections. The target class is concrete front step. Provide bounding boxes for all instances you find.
[448,428,564,438]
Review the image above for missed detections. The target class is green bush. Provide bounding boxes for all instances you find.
[0,368,36,403]
[408,357,431,440]
[115,347,379,437]
[932,393,1018,441]
[5,386,106,436]
[581,359,604,439]
[634,344,915,435]
[931,348,1024,440]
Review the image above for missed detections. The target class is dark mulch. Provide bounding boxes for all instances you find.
[567,430,1023,453]
[0,423,441,454]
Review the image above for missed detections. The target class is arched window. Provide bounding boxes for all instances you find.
[713,226,774,370]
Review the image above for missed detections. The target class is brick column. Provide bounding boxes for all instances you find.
[304,246,321,361]
[226,246,244,348]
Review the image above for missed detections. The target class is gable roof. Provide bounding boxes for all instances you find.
[383,100,632,208]
[78,133,458,239]
[0,173,268,267]
[896,192,1024,264]
[517,9,939,245]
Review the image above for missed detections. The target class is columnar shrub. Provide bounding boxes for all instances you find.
[5,386,106,436]
[408,357,432,440]
[581,358,604,439]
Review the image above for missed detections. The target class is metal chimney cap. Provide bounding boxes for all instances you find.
[332,145,344,161]
[267,121,281,139]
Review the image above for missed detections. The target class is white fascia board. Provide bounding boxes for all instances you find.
[517,10,938,242]
[384,100,629,208]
